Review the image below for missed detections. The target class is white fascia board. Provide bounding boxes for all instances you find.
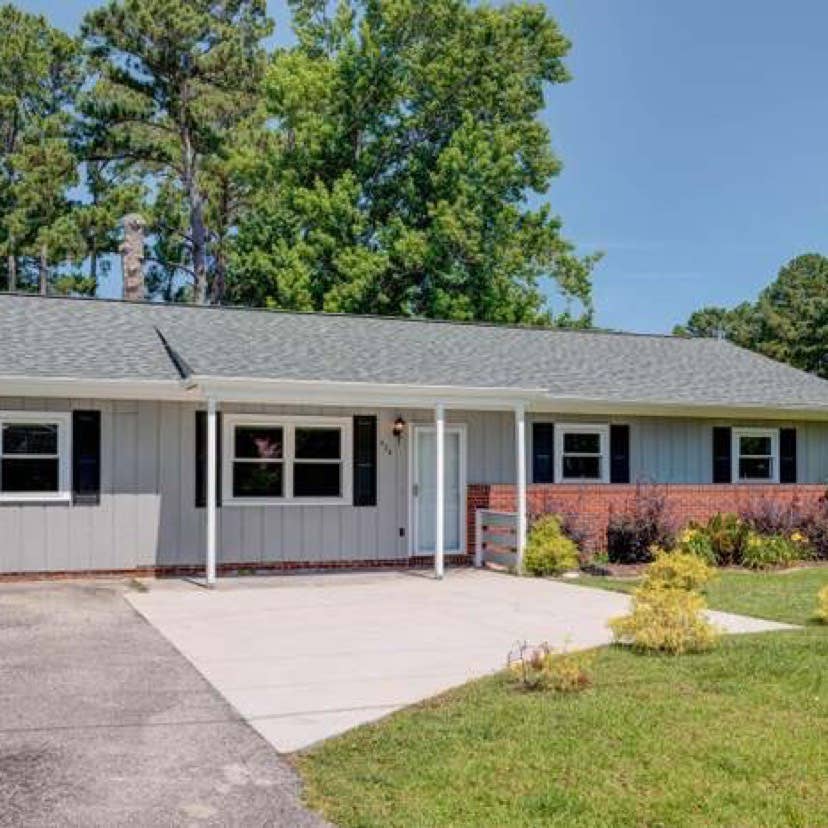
[190,375,544,410]
[531,396,828,422]
[0,375,197,401]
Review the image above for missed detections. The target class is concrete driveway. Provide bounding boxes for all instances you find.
[0,581,326,827]
[127,569,792,753]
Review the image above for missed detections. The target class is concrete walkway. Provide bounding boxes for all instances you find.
[127,569,794,753]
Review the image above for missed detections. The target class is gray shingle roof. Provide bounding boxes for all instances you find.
[2,293,828,410]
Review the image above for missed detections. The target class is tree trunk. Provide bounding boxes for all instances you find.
[39,245,48,295]
[190,188,208,304]
[7,251,15,293]
[89,238,98,291]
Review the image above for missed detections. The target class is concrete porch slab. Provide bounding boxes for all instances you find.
[126,569,795,753]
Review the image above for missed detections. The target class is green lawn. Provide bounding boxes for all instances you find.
[297,569,828,828]
[576,567,828,626]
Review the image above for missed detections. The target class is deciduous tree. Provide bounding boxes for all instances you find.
[228,0,598,324]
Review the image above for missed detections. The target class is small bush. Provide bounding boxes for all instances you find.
[675,525,716,564]
[702,513,750,567]
[740,532,804,570]
[801,494,828,560]
[610,586,719,654]
[646,548,715,590]
[739,494,803,536]
[610,551,719,654]
[816,585,828,623]
[508,641,593,693]
[606,482,677,564]
[524,514,580,576]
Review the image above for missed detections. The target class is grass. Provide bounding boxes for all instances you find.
[297,569,828,827]
[575,567,828,626]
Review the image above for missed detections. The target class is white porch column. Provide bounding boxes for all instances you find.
[434,403,445,579]
[515,403,527,575]
[206,398,218,587]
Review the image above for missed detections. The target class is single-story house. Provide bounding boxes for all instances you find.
[2,292,828,580]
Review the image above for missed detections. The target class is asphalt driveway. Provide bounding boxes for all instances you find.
[0,581,325,827]
[126,569,792,752]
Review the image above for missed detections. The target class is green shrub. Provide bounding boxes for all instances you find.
[508,641,594,693]
[645,549,715,591]
[523,514,579,576]
[675,525,716,564]
[610,586,719,654]
[703,513,750,566]
[740,532,803,570]
[816,585,828,623]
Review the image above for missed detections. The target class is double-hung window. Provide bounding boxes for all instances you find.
[224,415,352,505]
[0,412,71,501]
[733,428,779,483]
[555,423,609,483]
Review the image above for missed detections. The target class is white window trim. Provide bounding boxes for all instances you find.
[732,427,779,484]
[554,423,610,484]
[222,414,353,506]
[0,411,71,503]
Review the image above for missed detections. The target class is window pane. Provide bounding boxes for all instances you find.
[2,458,59,492]
[294,463,341,497]
[739,457,772,480]
[563,432,600,454]
[2,424,58,455]
[562,455,601,479]
[740,435,772,457]
[233,462,283,498]
[295,428,341,460]
[234,427,283,460]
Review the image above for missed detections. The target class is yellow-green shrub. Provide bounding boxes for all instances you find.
[645,548,715,590]
[508,641,594,692]
[675,525,716,564]
[816,585,828,623]
[610,551,719,655]
[740,532,804,570]
[610,586,719,654]
[523,514,579,576]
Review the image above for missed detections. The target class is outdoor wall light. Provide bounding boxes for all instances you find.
[392,416,406,439]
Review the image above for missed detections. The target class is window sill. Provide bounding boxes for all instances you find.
[223,498,353,508]
[0,492,71,504]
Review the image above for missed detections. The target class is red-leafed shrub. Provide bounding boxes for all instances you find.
[606,482,677,564]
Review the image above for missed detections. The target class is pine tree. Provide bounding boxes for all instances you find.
[80,0,273,303]
[0,4,82,293]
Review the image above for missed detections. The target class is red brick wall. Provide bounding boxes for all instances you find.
[467,483,827,554]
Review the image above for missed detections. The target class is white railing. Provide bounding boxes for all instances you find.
[474,509,519,569]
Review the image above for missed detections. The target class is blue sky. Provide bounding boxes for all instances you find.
[18,0,828,332]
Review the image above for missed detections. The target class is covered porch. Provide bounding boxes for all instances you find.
[196,379,535,585]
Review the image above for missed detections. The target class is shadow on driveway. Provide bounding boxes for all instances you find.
[0,580,326,827]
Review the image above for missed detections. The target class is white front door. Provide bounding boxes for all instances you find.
[412,425,466,554]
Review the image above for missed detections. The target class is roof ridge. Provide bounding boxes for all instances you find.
[0,291,699,341]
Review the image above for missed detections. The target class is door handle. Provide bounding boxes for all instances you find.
[412,483,419,497]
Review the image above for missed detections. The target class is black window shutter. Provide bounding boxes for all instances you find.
[353,416,377,506]
[610,424,631,484]
[72,410,101,505]
[713,426,732,483]
[532,423,555,483]
[780,428,797,483]
[195,410,222,508]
